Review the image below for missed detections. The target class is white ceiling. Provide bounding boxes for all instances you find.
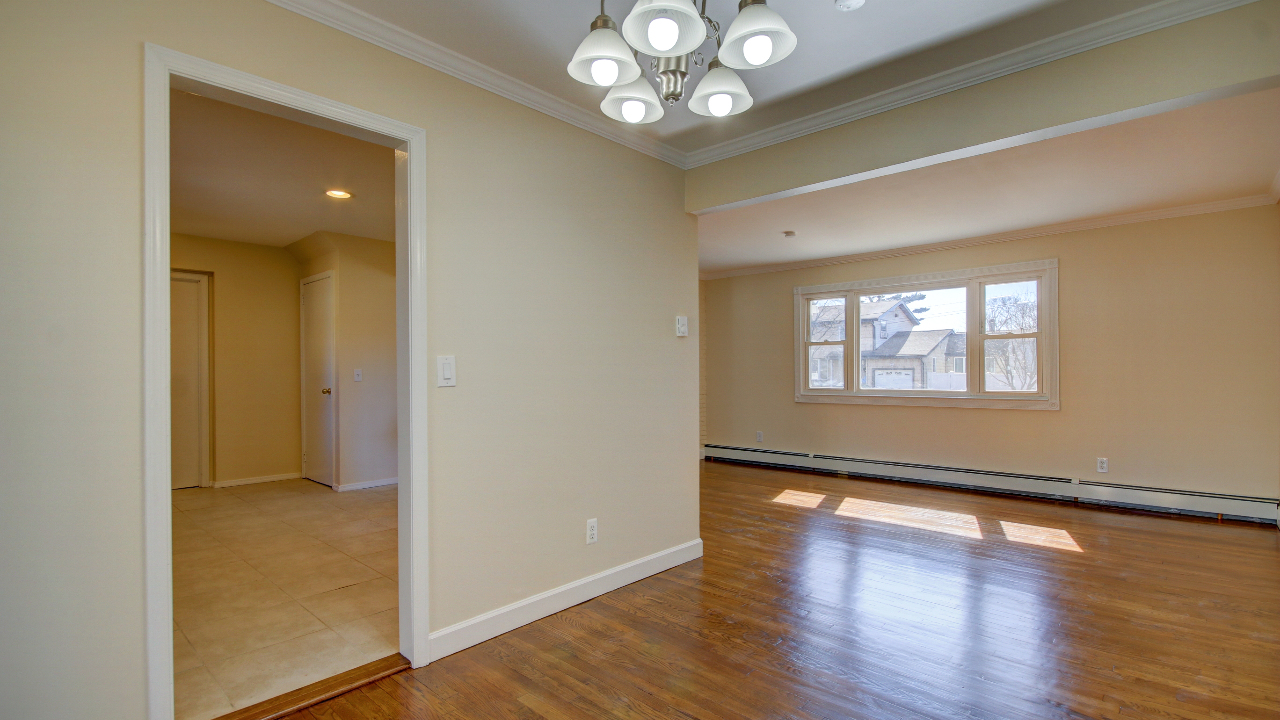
[334,0,1056,140]
[269,0,1249,163]
[698,87,1280,275]
[170,90,395,246]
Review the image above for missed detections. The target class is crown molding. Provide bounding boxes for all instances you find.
[263,0,686,166]
[267,0,1257,171]
[683,0,1262,168]
[699,195,1276,280]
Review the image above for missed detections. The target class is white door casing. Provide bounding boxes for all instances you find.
[144,44,431,720]
[170,271,211,489]
[301,272,338,487]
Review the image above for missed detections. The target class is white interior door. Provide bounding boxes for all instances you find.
[171,271,211,490]
[302,274,337,487]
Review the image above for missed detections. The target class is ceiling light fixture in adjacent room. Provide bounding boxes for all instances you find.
[326,190,352,198]
[569,0,798,124]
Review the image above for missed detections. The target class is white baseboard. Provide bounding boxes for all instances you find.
[427,538,704,661]
[337,476,398,492]
[212,472,301,488]
[704,445,1280,523]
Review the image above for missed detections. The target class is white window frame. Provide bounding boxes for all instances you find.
[953,357,966,374]
[793,259,1059,410]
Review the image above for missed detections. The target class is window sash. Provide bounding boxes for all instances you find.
[804,294,848,391]
[977,277,1042,395]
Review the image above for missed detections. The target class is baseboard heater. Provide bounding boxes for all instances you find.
[703,444,1279,525]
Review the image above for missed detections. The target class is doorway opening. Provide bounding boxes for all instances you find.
[144,46,430,720]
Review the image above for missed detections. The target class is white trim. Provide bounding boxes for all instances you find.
[337,476,398,492]
[262,0,684,167]
[704,446,1280,522]
[702,195,1275,280]
[427,539,704,662]
[684,0,1262,168]
[1270,169,1280,203]
[144,44,432,720]
[212,473,303,488]
[300,270,339,488]
[694,78,1280,216]
[263,0,1258,170]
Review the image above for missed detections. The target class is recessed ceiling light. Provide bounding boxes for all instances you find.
[326,190,352,199]
[835,0,865,10]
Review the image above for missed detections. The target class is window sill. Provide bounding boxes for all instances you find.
[796,393,1059,410]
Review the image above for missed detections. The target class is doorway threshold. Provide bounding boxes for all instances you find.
[214,654,409,720]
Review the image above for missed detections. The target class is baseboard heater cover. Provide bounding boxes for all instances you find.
[704,445,1279,524]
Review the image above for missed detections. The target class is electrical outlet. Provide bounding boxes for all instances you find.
[586,518,598,545]
[756,431,764,443]
[1097,458,1108,473]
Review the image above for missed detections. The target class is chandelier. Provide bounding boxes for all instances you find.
[567,0,798,124]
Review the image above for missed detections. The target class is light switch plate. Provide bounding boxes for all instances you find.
[354,368,362,382]
[676,316,688,337]
[437,356,456,387]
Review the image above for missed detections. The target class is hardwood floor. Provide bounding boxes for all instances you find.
[286,460,1279,720]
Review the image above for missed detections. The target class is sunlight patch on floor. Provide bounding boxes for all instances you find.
[999,521,1083,551]
[835,497,983,539]
[772,489,826,508]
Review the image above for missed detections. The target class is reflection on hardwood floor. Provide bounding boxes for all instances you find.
[288,460,1280,720]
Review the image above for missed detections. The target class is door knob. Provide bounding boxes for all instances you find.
[321,388,332,395]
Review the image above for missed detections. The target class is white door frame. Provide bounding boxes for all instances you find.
[299,270,339,487]
[143,44,430,720]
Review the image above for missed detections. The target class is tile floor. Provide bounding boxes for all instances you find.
[171,478,399,720]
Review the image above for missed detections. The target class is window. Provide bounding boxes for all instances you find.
[805,297,845,389]
[794,260,1058,409]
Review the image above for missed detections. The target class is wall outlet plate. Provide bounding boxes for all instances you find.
[1097,458,1108,473]
[586,518,598,545]
[756,431,764,443]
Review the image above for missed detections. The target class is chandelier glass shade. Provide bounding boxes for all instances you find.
[601,76,665,124]
[569,0,797,124]
[567,21,643,87]
[718,0,797,69]
[620,0,706,57]
[688,62,752,117]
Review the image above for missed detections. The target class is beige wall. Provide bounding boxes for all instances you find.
[172,233,303,484]
[0,2,698,718]
[685,0,1280,212]
[289,232,398,489]
[703,206,1280,500]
